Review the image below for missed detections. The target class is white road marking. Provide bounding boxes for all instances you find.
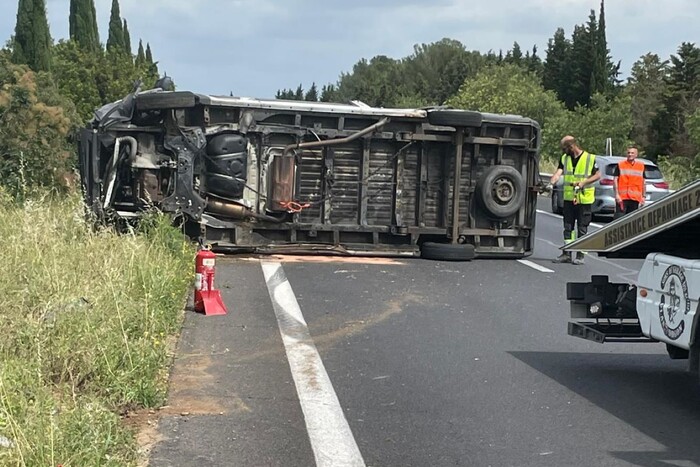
[535,237,640,281]
[261,261,365,467]
[536,209,604,228]
[517,259,555,273]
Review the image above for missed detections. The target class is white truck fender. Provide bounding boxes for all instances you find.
[638,253,700,350]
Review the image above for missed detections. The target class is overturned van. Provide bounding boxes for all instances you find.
[78,88,541,259]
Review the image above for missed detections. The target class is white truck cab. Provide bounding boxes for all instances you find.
[565,180,700,376]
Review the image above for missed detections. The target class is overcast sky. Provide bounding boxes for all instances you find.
[1,0,697,99]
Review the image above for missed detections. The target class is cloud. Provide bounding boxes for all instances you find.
[1,0,697,98]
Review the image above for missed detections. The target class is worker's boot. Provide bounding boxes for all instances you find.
[572,252,585,265]
[552,252,572,263]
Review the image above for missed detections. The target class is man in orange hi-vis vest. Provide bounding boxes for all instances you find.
[613,145,646,216]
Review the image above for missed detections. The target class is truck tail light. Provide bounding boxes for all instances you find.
[653,182,669,189]
[599,178,614,186]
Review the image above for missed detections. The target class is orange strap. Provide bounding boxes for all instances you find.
[279,201,311,213]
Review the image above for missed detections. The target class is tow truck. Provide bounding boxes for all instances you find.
[564,180,700,379]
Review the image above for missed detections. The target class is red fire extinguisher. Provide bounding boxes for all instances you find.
[194,246,228,315]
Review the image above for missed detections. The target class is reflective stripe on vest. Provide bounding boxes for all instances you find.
[617,160,644,202]
[562,151,596,204]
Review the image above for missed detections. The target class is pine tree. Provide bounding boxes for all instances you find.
[145,43,153,63]
[628,53,669,153]
[663,42,700,155]
[107,0,124,51]
[294,84,304,100]
[122,19,132,55]
[304,82,319,101]
[320,85,332,102]
[12,0,53,71]
[505,42,523,66]
[526,45,543,77]
[543,28,573,108]
[69,0,100,53]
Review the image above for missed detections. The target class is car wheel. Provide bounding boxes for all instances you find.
[421,242,475,261]
[476,165,526,219]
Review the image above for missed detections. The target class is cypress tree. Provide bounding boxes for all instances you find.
[122,19,132,54]
[107,0,124,51]
[13,0,53,71]
[594,0,621,93]
[144,43,159,83]
[136,39,145,64]
[69,0,100,52]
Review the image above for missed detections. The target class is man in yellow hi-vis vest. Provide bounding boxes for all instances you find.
[549,136,601,264]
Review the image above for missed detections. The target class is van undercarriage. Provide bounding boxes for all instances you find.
[79,89,542,259]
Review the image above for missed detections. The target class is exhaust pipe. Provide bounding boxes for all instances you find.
[206,198,282,223]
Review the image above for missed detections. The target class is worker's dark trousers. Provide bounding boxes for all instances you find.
[614,199,640,219]
[562,201,592,242]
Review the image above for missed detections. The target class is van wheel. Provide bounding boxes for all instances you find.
[427,110,483,127]
[421,242,475,261]
[476,165,526,218]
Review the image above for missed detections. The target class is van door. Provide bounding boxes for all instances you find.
[645,254,700,350]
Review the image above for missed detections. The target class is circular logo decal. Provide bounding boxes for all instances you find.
[658,265,691,340]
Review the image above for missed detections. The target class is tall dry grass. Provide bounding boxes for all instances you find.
[0,189,194,466]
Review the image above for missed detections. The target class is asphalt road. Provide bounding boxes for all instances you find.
[150,197,700,467]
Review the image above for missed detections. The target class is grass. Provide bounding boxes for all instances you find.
[0,189,194,466]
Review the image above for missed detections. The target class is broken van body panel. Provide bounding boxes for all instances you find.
[78,89,542,258]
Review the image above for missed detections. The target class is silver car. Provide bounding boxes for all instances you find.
[551,155,670,216]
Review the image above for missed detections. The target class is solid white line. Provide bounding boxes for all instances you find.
[517,259,555,273]
[261,261,365,467]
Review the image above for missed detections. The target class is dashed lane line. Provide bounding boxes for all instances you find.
[261,261,366,467]
[517,259,555,273]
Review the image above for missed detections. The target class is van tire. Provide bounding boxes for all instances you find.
[421,242,475,261]
[427,110,482,128]
[476,165,526,218]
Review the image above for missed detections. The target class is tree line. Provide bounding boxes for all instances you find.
[1,0,162,196]
[277,2,699,186]
[1,0,698,196]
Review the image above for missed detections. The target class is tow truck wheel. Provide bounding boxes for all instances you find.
[421,242,475,261]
